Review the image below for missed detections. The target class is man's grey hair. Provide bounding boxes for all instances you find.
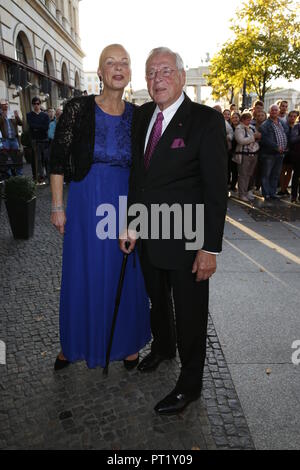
[269,103,279,113]
[145,47,184,71]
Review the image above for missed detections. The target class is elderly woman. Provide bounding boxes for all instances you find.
[50,44,151,371]
[234,111,260,202]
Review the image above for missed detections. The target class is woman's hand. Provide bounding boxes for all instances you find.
[51,210,66,235]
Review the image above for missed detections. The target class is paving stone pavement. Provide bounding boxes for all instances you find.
[0,168,255,450]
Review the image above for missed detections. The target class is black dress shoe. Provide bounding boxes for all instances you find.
[154,389,201,415]
[137,352,175,373]
[123,355,139,370]
[54,356,70,371]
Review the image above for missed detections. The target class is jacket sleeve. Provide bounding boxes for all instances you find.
[49,99,80,175]
[199,111,228,253]
[235,126,255,145]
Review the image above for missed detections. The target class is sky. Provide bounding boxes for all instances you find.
[78,0,300,92]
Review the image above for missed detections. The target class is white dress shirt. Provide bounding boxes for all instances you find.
[144,92,218,256]
[144,92,185,151]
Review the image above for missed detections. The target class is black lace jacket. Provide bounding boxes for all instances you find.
[49,94,96,181]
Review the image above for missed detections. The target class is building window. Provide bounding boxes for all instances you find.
[61,62,69,84]
[15,34,27,64]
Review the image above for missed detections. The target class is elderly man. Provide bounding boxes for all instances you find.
[259,104,289,201]
[120,47,227,414]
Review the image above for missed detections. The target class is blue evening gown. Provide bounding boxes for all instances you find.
[59,102,151,368]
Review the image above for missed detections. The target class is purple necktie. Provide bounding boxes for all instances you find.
[144,112,164,169]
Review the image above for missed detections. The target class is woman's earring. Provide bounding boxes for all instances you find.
[99,76,103,94]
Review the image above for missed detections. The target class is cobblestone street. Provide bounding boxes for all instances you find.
[0,169,254,450]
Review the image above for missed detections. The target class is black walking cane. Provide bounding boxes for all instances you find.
[103,241,130,376]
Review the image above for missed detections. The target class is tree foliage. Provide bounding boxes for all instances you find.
[207,0,300,101]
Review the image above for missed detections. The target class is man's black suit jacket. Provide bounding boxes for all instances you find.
[128,94,228,270]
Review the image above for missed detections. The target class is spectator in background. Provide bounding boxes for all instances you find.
[213,104,222,113]
[277,100,288,124]
[0,99,23,176]
[55,108,62,121]
[27,97,50,183]
[230,103,236,113]
[223,109,231,122]
[259,104,289,201]
[222,110,234,180]
[290,113,300,203]
[228,111,240,192]
[250,109,266,192]
[251,100,264,127]
[47,108,55,122]
[278,110,299,196]
[234,111,260,202]
[48,108,62,141]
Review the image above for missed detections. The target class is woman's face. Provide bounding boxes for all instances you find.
[98,45,131,92]
[242,117,251,127]
[223,110,231,121]
[231,113,239,126]
[256,110,266,124]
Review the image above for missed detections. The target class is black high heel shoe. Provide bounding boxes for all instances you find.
[54,355,70,371]
[123,354,139,370]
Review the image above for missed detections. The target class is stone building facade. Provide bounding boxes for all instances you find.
[0,0,84,121]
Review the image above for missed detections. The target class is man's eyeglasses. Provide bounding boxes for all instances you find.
[146,67,176,80]
[33,102,41,105]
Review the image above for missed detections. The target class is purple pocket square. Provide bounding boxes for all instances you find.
[171,138,185,149]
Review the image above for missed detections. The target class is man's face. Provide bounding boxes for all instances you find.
[269,105,279,119]
[146,52,186,110]
[0,101,8,113]
[279,102,288,115]
[32,100,41,112]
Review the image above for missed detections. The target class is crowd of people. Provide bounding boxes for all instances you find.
[0,97,62,183]
[215,99,300,203]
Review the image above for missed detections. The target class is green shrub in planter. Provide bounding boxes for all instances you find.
[4,176,36,239]
[4,176,36,202]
